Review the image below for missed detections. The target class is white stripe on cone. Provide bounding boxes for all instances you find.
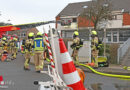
[63,71,80,85]
[0,81,5,86]
[61,52,72,64]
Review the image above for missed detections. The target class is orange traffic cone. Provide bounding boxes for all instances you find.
[59,38,86,90]
[76,68,85,83]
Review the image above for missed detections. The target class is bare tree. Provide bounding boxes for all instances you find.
[80,0,112,30]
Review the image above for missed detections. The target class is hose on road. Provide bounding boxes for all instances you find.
[45,58,130,79]
[79,63,130,79]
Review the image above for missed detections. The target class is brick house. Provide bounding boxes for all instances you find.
[56,0,130,43]
[7,28,39,41]
[7,28,39,49]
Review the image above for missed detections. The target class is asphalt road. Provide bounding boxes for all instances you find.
[85,72,130,90]
[0,53,51,90]
[1,53,130,90]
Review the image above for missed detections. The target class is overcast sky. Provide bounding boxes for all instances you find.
[0,0,89,32]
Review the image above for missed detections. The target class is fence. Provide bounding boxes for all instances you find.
[117,38,130,64]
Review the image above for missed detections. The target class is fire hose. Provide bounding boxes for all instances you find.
[79,63,130,79]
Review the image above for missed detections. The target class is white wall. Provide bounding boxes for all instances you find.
[68,41,91,63]
[106,20,123,28]
[57,22,77,30]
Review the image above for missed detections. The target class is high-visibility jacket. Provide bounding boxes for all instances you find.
[34,38,44,51]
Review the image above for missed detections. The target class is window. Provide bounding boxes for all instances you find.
[119,30,130,42]
[61,18,72,26]
[21,32,26,37]
[112,15,117,20]
[72,18,77,22]
[113,32,118,42]
[109,15,117,20]
[66,31,73,38]
[106,32,111,42]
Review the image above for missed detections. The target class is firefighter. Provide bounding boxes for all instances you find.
[71,31,81,65]
[8,37,14,60]
[34,32,45,72]
[8,37,12,54]
[1,37,8,61]
[10,37,18,60]
[97,40,103,56]
[24,32,34,70]
[0,39,3,60]
[21,39,26,54]
[91,30,99,68]
[1,37,8,51]
[6,37,13,61]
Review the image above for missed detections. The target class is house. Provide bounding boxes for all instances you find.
[56,0,130,43]
[7,28,39,41]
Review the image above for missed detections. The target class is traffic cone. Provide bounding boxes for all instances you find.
[59,38,86,90]
[0,75,4,85]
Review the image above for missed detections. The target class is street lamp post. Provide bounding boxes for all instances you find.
[101,20,107,57]
[104,28,106,56]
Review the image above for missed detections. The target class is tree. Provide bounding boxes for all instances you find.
[81,0,112,30]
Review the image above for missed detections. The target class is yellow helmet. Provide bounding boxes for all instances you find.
[37,32,42,36]
[73,31,79,36]
[2,37,6,41]
[91,30,97,35]
[28,32,34,37]
[13,37,17,41]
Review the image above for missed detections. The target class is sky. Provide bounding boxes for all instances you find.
[0,0,89,33]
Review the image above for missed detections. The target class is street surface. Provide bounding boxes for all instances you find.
[0,53,130,90]
[0,53,51,90]
[85,73,130,90]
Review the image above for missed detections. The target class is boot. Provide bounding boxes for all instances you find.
[24,66,30,71]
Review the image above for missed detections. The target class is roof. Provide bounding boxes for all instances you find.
[57,0,130,17]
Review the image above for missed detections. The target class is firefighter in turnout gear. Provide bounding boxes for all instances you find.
[10,37,18,60]
[34,32,45,72]
[0,39,2,60]
[24,32,34,70]
[21,39,25,54]
[1,37,8,51]
[0,38,7,60]
[1,37,8,61]
[71,31,82,64]
[91,30,99,68]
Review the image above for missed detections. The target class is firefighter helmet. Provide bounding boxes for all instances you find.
[36,32,42,36]
[28,32,34,37]
[13,37,17,41]
[91,30,97,35]
[2,37,6,41]
[73,31,79,36]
